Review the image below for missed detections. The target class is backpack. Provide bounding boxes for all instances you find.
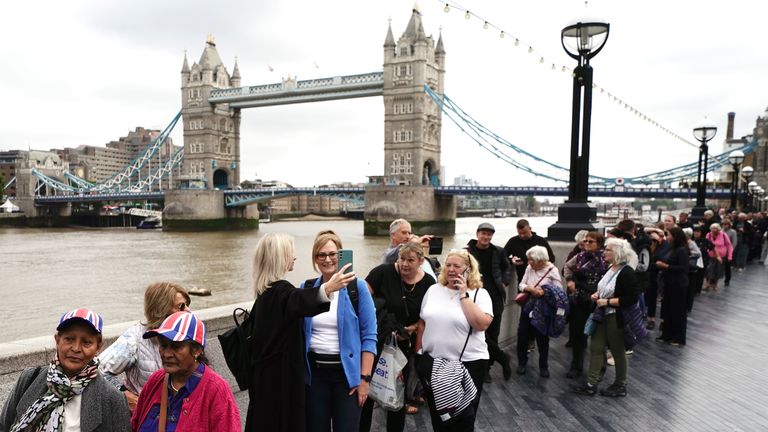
[305,278,359,315]
[217,307,254,391]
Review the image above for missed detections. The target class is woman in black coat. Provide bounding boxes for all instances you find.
[656,227,690,346]
[244,233,356,432]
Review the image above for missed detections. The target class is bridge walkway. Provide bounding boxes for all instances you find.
[376,261,768,431]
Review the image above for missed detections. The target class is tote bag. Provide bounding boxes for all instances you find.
[369,333,408,411]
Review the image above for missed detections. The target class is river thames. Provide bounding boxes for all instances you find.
[2,216,556,343]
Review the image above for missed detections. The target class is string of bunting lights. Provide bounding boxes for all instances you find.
[436,0,705,153]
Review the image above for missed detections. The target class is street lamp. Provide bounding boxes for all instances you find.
[741,165,754,210]
[748,181,758,211]
[548,20,610,241]
[690,118,717,220]
[728,150,745,210]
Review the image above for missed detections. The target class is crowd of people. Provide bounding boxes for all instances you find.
[1,209,765,431]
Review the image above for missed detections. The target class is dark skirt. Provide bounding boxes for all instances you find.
[704,259,724,280]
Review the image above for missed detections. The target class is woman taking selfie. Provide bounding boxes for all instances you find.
[301,230,377,432]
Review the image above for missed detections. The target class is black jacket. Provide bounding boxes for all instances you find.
[610,266,641,328]
[245,280,330,432]
[466,239,513,302]
[504,232,556,282]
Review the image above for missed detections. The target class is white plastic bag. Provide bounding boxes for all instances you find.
[369,332,408,411]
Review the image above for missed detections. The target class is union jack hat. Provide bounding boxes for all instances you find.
[143,311,206,348]
[57,308,104,334]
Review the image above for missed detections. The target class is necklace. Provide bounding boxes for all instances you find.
[170,380,180,393]
[401,279,417,293]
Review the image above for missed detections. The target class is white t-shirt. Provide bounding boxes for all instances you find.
[309,290,340,354]
[420,284,494,362]
[63,393,82,432]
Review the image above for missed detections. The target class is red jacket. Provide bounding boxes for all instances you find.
[131,366,240,432]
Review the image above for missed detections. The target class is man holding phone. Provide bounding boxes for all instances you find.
[504,219,556,284]
[467,222,513,382]
[382,218,436,279]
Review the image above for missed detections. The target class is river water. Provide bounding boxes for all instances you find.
[1,216,555,343]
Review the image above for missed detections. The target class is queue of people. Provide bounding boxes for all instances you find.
[3,211,764,431]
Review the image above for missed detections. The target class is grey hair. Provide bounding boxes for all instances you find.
[526,245,550,263]
[704,210,714,216]
[389,218,409,235]
[709,223,721,231]
[605,238,636,266]
[682,227,693,238]
[574,230,589,243]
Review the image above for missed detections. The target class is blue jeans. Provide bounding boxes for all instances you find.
[306,364,361,432]
[735,244,749,268]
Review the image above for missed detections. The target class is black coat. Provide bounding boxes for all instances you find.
[466,239,513,302]
[244,280,330,432]
[503,232,556,282]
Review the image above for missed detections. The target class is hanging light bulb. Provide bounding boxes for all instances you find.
[539,57,544,64]
[483,21,489,29]
[514,38,520,46]
[527,46,533,54]
[499,31,505,38]
[551,63,556,70]
[444,3,450,13]
[465,10,471,19]
[561,66,566,72]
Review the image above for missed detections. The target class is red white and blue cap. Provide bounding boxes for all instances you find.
[143,311,206,348]
[57,308,104,334]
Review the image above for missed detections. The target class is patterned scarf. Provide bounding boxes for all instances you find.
[11,353,99,432]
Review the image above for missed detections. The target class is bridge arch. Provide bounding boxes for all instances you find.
[213,168,229,189]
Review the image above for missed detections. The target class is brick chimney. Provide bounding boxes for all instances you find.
[727,112,735,140]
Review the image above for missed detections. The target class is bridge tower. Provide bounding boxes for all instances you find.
[365,7,456,235]
[382,8,445,186]
[180,36,241,190]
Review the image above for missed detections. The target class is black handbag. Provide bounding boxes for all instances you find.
[217,307,254,391]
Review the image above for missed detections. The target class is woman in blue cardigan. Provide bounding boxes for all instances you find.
[302,230,378,432]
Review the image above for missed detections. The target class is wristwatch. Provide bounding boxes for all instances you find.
[361,374,373,383]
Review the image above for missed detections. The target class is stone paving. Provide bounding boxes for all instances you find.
[371,262,768,431]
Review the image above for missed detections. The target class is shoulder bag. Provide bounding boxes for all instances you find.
[217,306,254,391]
[515,267,553,306]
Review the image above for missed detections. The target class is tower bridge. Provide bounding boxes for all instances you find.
[15,6,762,232]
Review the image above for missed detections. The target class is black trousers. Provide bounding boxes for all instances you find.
[645,270,659,318]
[417,356,488,432]
[723,258,732,284]
[568,300,592,372]
[687,269,702,312]
[485,296,506,370]
[516,310,549,370]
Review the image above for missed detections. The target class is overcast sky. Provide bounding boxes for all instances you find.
[1,0,766,187]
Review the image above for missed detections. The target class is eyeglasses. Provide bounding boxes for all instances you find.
[315,252,338,260]
[583,239,596,244]
[176,302,189,311]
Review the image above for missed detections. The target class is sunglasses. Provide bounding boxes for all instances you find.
[176,302,189,311]
[583,239,596,244]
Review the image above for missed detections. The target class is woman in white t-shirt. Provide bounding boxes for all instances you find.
[415,249,493,431]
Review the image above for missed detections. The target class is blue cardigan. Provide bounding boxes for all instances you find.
[302,278,378,389]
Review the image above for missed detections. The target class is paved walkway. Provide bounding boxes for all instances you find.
[372,262,768,431]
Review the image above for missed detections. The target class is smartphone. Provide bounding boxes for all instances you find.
[337,249,353,274]
[428,237,443,255]
[454,269,468,287]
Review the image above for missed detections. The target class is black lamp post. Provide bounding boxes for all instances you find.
[728,150,744,210]
[548,21,610,241]
[690,118,718,221]
[742,166,753,210]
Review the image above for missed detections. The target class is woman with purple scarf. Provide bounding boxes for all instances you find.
[563,231,608,379]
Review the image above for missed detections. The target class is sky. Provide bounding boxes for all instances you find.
[1,0,766,188]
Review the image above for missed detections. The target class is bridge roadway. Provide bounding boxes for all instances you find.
[1,255,765,430]
[33,186,733,206]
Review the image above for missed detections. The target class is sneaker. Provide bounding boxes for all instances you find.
[516,365,526,375]
[572,382,597,396]
[625,349,634,355]
[606,352,615,366]
[599,383,627,397]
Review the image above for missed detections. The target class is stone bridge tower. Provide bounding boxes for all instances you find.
[382,7,445,186]
[180,36,241,189]
[365,7,456,236]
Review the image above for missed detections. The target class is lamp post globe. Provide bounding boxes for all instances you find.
[728,150,745,210]
[547,20,610,241]
[690,118,717,221]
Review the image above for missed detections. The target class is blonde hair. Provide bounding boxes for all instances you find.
[144,282,190,330]
[252,232,295,297]
[437,249,483,289]
[312,230,342,272]
[398,242,425,260]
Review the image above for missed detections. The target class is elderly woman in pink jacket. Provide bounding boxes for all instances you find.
[704,223,733,291]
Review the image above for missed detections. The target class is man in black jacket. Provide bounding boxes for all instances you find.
[467,222,513,382]
[504,219,556,283]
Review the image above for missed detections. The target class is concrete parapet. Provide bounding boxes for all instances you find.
[364,185,456,235]
[162,189,258,231]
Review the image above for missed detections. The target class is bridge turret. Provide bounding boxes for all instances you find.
[181,51,190,87]
[384,22,396,63]
[231,59,241,87]
[382,7,444,186]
